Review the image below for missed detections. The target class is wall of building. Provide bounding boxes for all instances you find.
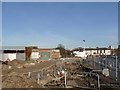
[16,53,25,61]
[104,50,111,55]
[51,52,60,58]
[85,49,112,55]
[3,53,16,61]
[0,50,3,61]
[51,49,60,59]
[31,49,60,59]
[85,50,91,55]
[39,49,52,58]
[31,51,39,60]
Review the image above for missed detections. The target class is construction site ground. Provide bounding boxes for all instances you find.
[2,59,57,88]
[1,58,120,89]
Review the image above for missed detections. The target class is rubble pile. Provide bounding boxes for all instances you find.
[2,75,43,88]
[8,59,26,66]
[2,59,37,69]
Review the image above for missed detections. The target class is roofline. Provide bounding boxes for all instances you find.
[33,48,59,50]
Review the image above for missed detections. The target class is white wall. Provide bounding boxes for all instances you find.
[92,50,97,55]
[0,51,3,60]
[85,50,111,55]
[16,53,25,61]
[85,50,91,55]
[105,50,111,55]
[3,53,16,61]
[85,50,97,55]
[31,52,39,59]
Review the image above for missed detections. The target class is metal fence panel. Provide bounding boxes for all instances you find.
[16,53,25,61]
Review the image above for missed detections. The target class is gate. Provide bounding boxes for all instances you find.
[41,52,50,59]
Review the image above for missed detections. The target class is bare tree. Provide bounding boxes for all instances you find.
[56,44,66,58]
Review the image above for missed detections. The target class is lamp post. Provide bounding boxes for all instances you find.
[83,40,85,51]
[116,55,118,81]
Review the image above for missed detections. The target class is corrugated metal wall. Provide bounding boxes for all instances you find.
[1,53,25,61]
[16,53,25,61]
[41,52,50,59]
[3,53,16,61]
[0,51,3,61]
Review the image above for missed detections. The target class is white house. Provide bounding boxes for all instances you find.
[73,47,113,56]
[73,51,87,58]
[85,48,112,55]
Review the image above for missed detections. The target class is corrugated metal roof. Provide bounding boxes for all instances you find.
[2,46,25,50]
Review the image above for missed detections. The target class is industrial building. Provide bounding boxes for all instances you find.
[0,46,61,61]
[30,48,60,60]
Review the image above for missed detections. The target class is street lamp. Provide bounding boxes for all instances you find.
[83,40,85,51]
[116,55,118,81]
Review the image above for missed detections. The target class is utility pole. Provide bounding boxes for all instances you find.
[116,55,118,81]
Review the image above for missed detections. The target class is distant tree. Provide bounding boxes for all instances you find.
[96,47,99,49]
[56,44,66,58]
[65,50,73,58]
[114,48,120,56]
[57,44,65,48]
[72,47,83,52]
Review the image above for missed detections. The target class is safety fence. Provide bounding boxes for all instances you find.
[28,68,120,89]
[87,56,120,71]
[27,60,65,86]
[27,59,120,89]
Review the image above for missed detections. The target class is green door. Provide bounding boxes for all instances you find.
[41,52,50,59]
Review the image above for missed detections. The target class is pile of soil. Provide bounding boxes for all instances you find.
[2,59,27,70]
[2,64,9,70]
[8,59,26,66]
[2,74,43,88]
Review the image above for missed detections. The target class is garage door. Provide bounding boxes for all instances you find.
[41,52,50,59]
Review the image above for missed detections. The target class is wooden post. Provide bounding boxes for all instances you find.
[38,73,40,84]
[28,72,31,78]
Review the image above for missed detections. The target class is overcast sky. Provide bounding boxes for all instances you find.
[2,2,118,49]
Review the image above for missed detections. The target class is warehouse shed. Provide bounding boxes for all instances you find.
[2,50,25,61]
[31,49,60,60]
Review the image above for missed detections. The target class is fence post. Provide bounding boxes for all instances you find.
[38,73,40,84]
[28,72,31,78]
[97,74,100,90]
[119,63,120,69]
[80,59,81,64]
[110,63,112,68]
[94,56,95,66]
[65,71,67,88]
[113,62,114,68]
